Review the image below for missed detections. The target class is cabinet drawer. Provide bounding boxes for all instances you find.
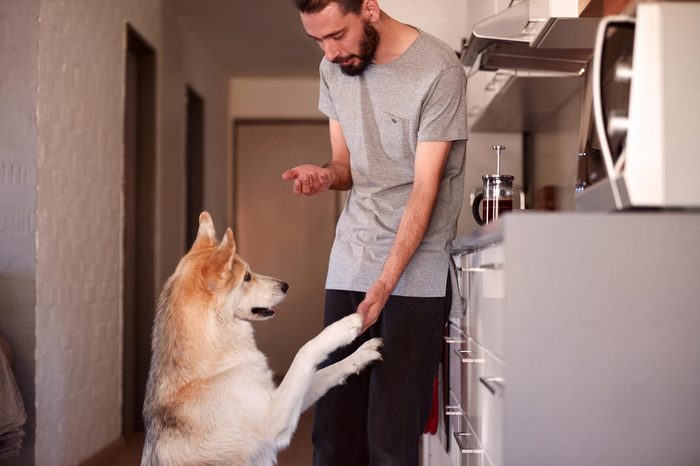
[480,352,505,466]
[453,417,484,466]
[445,323,467,419]
[465,338,485,442]
[447,408,461,465]
[465,246,505,358]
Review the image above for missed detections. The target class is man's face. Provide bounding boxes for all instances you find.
[300,3,380,76]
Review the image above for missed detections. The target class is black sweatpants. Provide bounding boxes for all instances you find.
[312,281,450,466]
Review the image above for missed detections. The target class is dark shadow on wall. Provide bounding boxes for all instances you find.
[123,24,156,437]
[0,274,36,466]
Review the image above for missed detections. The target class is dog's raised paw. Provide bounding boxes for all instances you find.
[327,313,364,343]
[350,337,384,372]
[358,337,383,352]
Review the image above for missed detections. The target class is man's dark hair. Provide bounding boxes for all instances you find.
[293,0,363,15]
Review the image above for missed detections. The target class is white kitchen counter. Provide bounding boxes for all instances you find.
[433,210,700,466]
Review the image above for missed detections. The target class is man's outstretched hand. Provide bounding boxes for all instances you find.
[282,165,333,196]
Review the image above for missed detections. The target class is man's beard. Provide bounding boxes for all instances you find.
[334,21,379,76]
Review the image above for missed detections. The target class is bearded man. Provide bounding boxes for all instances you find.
[282,1,468,464]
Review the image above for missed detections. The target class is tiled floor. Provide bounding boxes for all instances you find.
[96,410,314,466]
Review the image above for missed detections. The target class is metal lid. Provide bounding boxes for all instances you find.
[482,174,514,185]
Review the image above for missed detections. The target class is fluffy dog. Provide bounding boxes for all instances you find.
[141,212,382,465]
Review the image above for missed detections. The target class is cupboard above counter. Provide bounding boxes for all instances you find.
[462,0,602,132]
[466,68,585,132]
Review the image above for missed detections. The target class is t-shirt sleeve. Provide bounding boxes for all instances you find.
[417,65,468,143]
[318,62,338,120]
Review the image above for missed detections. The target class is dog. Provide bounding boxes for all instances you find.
[141,212,382,466]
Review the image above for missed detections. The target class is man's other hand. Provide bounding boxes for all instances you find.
[357,280,391,331]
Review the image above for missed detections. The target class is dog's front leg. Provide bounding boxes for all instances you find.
[301,337,383,411]
[267,313,365,447]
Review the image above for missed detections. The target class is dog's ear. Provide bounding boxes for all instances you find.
[191,211,216,251]
[205,228,237,285]
[217,228,237,271]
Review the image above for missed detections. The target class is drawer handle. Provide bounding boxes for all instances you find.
[454,349,484,364]
[444,336,466,345]
[453,432,483,454]
[457,263,503,273]
[479,376,505,396]
[445,405,464,416]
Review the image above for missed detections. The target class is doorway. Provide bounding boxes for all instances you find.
[233,120,338,378]
[185,87,205,249]
[123,25,156,436]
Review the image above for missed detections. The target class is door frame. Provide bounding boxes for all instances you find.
[123,24,156,437]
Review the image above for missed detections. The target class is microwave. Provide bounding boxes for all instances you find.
[576,2,700,211]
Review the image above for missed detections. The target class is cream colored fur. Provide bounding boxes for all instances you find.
[140,212,382,466]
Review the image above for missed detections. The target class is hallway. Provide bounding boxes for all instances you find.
[86,410,314,466]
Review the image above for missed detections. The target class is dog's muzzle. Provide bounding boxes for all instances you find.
[252,307,275,317]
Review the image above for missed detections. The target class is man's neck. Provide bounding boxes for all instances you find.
[372,12,420,65]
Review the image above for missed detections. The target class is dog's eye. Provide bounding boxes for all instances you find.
[244,272,252,282]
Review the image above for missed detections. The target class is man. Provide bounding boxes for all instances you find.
[282,0,467,464]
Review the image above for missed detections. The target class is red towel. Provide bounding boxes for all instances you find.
[422,375,439,434]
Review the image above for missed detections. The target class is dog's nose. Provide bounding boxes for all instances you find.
[281,282,289,294]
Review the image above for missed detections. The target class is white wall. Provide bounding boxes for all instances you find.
[230,77,323,120]
[28,1,230,464]
[529,89,583,210]
[35,2,157,463]
[160,8,231,269]
[380,0,468,51]
[0,1,39,464]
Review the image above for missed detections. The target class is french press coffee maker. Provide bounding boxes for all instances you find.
[470,146,525,225]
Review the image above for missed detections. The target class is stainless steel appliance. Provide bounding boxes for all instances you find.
[459,1,600,134]
[460,0,599,73]
[576,2,700,210]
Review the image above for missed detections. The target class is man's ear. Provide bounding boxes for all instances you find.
[363,0,380,22]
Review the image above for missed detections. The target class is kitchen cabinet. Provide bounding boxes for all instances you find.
[462,0,599,132]
[466,70,585,132]
[465,70,501,131]
[425,212,700,466]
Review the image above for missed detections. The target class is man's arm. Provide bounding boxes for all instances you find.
[281,119,352,195]
[357,140,452,330]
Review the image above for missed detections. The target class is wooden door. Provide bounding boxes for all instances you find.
[234,121,338,377]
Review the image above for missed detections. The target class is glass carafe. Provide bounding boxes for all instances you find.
[469,175,524,225]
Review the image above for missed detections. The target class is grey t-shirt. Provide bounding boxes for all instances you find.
[319,31,468,297]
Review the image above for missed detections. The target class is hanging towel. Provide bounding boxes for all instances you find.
[422,375,439,435]
[0,340,26,459]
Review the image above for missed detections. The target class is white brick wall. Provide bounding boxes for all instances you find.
[35,1,159,463]
[0,0,40,465]
[30,0,230,464]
